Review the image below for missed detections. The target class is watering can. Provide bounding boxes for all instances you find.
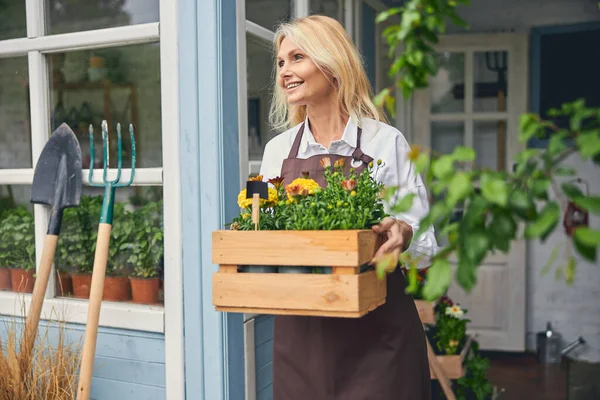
[536,322,586,364]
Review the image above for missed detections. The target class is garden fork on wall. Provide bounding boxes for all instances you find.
[77,121,136,400]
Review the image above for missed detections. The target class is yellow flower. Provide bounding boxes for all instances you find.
[249,175,263,182]
[334,158,345,168]
[237,187,278,209]
[242,213,250,219]
[350,190,357,197]
[285,178,320,198]
[407,145,421,161]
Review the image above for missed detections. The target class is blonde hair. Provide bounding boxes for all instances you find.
[269,15,386,132]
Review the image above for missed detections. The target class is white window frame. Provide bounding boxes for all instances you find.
[0,0,180,336]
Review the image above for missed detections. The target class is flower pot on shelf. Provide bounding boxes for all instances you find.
[55,270,73,296]
[211,229,386,318]
[11,268,35,293]
[428,335,473,380]
[103,276,131,302]
[130,277,161,304]
[0,267,12,290]
[414,300,435,324]
[71,273,92,299]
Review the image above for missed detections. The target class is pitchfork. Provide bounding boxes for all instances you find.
[77,120,136,400]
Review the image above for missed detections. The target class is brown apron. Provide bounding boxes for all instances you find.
[272,122,432,400]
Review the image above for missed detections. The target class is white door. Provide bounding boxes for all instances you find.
[412,33,528,351]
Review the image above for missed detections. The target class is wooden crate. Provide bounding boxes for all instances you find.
[429,335,473,380]
[211,230,387,318]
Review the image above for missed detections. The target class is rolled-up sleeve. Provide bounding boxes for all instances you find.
[383,134,439,268]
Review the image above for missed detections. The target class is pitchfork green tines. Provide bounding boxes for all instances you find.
[88,120,136,224]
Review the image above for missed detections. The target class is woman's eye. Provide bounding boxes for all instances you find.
[294,54,303,61]
[278,60,284,68]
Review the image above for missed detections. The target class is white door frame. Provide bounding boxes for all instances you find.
[411,33,529,351]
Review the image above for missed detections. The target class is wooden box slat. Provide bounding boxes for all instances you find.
[213,270,386,318]
[212,230,377,267]
[414,300,435,324]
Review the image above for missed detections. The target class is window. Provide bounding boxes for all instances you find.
[0,0,168,333]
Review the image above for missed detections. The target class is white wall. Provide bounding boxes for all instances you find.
[449,0,600,362]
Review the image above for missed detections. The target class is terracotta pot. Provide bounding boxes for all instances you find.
[103,276,131,302]
[0,267,12,290]
[71,273,92,299]
[11,268,35,293]
[130,277,160,304]
[55,270,73,297]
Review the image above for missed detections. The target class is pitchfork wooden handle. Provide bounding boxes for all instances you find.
[20,234,59,370]
[77,223,112,400]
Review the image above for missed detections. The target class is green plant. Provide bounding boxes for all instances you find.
[56,195,101,274]
[230,159,387,231]
[0,207,35,271]
[107,203,135,277]
[129,200,164,278]
[433,296,470,355]
[372,0,600,299]
[456,342,495,400]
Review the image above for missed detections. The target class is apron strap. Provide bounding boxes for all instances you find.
[287,122,306,159]
[287,121,373,164]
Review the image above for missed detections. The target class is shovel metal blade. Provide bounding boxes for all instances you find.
[31,123,82,210]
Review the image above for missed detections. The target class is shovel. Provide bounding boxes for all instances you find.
[77,121,135,400]
[21,123,82,371]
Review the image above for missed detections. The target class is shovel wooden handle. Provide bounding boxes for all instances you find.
[77,222,112,400]
[20,234,59,370]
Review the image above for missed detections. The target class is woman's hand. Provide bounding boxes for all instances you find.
[370,217,413,266]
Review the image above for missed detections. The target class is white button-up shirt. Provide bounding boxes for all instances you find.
[259,116,439,267]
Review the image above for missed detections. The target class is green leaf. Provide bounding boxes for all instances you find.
[561,183,584,200]
[573,230,597,262]
[531,178,551,200]
[541,244,562,276]
[399,10,420,39]
[576,132,600,159]
[574,196,600,214]
[446,173,473,207]
[422,53,438,75]
[555,167,576,176]
[574,227,600,247]
[565,257,576,285]
[414,152,430,174]
[384,94,396,117]
[548,134,567,156]
[422,258,452,300]
[463,196,487,229]
[481,178,509,207]
[456,253,476,291]
[452,146,476,162]
[392,193,416,214]
[432,155,455,180]
[373,88,390,107]
[464,231,490,265]
[524,202,560,240]
[519,113,540,143]
[510,189,536,220]
[489,212,517,252]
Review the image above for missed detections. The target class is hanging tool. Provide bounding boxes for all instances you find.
[77,120,136,400]
[21,123,82,374]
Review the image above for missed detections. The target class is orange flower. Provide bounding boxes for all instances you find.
[334,158,345,168]
[320,157,332,168]
[286,183,307,197]
[341,179,357,191]
[268,176,284,190]
[249,175,263,182]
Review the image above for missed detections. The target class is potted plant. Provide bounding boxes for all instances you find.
[103,203,134,302]
[53,206,85,297]
[0,208,14,290]
[129,200,163,304]
[3,207,36,293]
[70,195,100,299]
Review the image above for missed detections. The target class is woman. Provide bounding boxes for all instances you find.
[259,15,438,400]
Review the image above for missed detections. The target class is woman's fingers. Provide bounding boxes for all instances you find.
[371,221,404,263]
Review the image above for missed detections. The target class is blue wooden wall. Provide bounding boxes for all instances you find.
[254,315,274,400]
[0,316,165,400]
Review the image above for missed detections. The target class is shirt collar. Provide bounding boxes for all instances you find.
[300,116,359,154]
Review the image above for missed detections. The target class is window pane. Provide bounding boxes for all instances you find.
[246,0,292,31]
[474,120,507,171]
[0,1,26,39]
[0,185,35,294]
[431,121,464,155]
[310,0,343,22]
[474,51,508,113]
[430,53,465,113]
[247,35,276,162]
[56,186,164,305]
[45,0,159,35]
[48,43,162,168]
[0,57,32,169]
